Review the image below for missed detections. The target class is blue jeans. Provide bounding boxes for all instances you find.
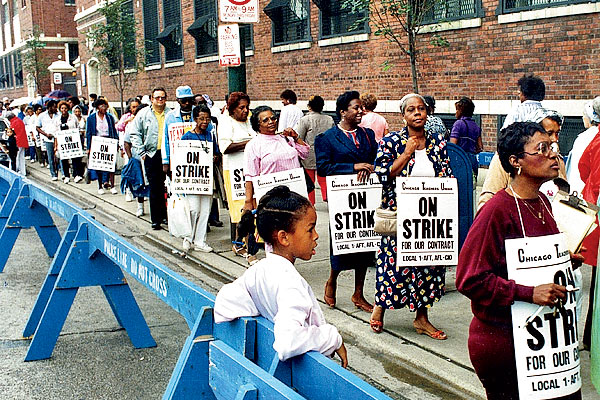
[44,141,57,177]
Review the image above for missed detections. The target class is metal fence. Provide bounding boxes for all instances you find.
[423,0,481,24]
[498,0,598,14]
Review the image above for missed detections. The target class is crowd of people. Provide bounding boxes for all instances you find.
[5,74,599,399]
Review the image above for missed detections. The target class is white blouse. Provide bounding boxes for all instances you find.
[214,253,342,361]
[410,148,435,177]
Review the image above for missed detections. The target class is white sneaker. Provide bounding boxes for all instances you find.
[110,187,118,195]
[46,164,50,169]
[73,176,82,183]
[51,176,58,181]
[63,177,70,184]
[194,243,213,253]
[30,159,36,163]
[182,239,192,252]
[98,188,105,195]
[125,192,133,202]
[136,204,144,217]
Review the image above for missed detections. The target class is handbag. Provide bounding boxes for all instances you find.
[373,206,397,236]
[167,194,193,238]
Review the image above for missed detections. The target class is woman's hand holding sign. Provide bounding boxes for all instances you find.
[353,162,373,183]
[532,283,567,307]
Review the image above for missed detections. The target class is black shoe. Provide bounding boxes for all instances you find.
[207,225,211,233]
[209,220,224,227]
[162,218,168,225]
[151,223,161,230]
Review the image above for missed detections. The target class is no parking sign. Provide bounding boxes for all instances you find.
[219,0,258,23]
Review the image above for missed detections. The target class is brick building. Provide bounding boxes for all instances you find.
[74,0,600,152]
[0,0,78,99]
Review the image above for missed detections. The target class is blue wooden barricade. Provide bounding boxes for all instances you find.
[0,165,391,400]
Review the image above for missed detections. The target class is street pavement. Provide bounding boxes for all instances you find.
[1,161,598,399]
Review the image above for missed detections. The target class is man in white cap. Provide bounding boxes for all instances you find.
[162,85,195,171]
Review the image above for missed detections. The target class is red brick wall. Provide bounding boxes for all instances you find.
[86,0,600,124]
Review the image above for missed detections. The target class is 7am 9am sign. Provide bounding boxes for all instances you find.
[219,0,258,23]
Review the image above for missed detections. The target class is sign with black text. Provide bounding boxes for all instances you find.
[252,167,307,201]
[227,152,246,201]
[171,140,213,195]
[395,177,458,266]
[506,233,580,399]
[219,0,258,23]
[327,174,382,255]
[56,129,84,159]
[88,136,118,172]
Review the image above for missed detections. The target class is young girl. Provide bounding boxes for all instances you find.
[214,186,348,367]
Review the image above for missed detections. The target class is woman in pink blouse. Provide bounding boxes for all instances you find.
[243,105,310,210]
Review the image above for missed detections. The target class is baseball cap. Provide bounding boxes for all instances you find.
[176,86,194,99]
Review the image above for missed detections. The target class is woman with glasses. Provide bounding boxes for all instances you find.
[241,106,309,263]
[86,98,119,194]
[457,122,583,400]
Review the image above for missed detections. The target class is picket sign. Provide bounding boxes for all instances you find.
[0,165,391,400]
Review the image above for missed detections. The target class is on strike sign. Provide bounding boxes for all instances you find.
[88,137,118,172]
[227,152,246,201]
[219,0,258,23]
[326,174,382,255]
[395,177,458,266]
[56,129,84,159]
[171,140,213,195]
[218,24,241,67]
[506,233,580,399]
[167,122,194,157]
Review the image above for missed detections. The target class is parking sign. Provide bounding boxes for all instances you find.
[218,24,242,67]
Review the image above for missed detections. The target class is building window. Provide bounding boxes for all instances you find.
[423,0,480,23]
[68,43,79,66]
[5,56,12,88]
[498,0,597,13]
[64,0,75,4]
[157,0,183,63]
[12,0,17,16]
[2,3,8,24]
[108,0,135,70]
[0,58,5,89]
[316,0,367,39]
[142,0,161,65]
[188,0,217,58]
[14,52,22,87]
[264,0,310,46]
[21,0,26,8]
[240,24,253,51]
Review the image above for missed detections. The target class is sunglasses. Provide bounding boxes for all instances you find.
[518,141,559,157]
[153,96,166,100]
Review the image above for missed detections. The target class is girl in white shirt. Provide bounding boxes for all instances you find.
[214,186,348,367]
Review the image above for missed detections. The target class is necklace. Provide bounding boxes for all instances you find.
[508,185,547,224]
[337,123,357,134]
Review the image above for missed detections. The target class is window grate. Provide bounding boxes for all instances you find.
[423,0,479,24]
[192,0,218,58]
[319,0,367,38]
[162,0,183,62]
[499,0,598,13]
[266,0,310,46]
[142,0,161,65]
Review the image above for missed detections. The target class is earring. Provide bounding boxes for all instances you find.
[517,166,522,175]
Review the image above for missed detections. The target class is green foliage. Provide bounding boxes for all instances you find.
[342,0,449,92]
[22,25,48,95]
[85,0,146,112]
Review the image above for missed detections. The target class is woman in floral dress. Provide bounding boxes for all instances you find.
[369,93,452,340]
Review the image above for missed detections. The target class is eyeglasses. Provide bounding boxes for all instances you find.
[260,116,278,123]
[179,98,194,104]
[153,96,166,100]
[518,141,559,157]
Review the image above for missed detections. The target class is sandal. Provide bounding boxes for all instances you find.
[245,254,259,266]
[370,319,383,334]
[232,244,247,257]
[413,321,447,340]
[323,283,336,308]
[352,298,374,313]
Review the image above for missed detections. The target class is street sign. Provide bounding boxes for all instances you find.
[219,0,258,23]
[218,24,241,67]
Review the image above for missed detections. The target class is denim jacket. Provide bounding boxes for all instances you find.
[130,105,171,159]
